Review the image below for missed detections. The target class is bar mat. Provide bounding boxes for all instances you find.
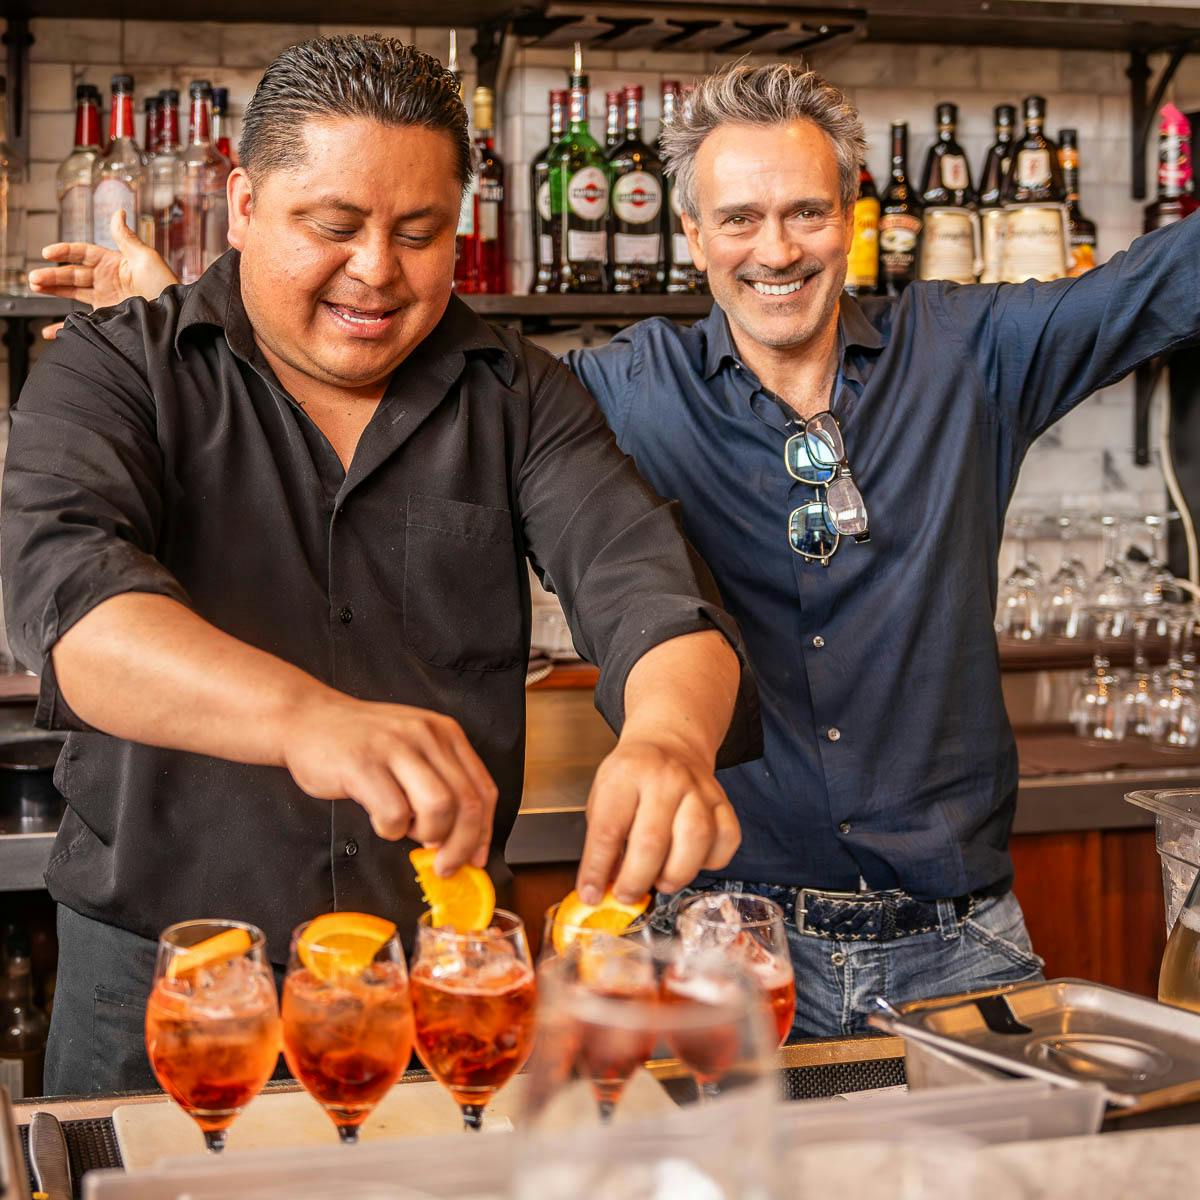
[660,1053,907,1105]
[20,1116,124,1198]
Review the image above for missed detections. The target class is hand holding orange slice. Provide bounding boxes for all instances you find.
[409,847,496,932]
[551,888,652,957]
[297,912,397,981]
[166,927,253,980]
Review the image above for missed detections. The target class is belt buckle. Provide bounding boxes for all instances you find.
[794,888,812,935]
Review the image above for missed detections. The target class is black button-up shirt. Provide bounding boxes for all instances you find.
[569,213,1200,901]
[2,250,759,957]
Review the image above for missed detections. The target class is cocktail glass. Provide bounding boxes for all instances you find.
[144,919,281,1153]
[281,919,414,1143]
[676,892,796,1049]
[410,909,537,1131]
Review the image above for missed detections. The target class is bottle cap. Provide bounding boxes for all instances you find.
[162,88,180,105]
[995,103,1015,126]
[623,84,643,101]
[1058,128,1078,149]
[1023,95,1046,119]
[212,86,228,112]
[190,79,213,97]
[936,101,957,126]
[75,83,93,101]
[112,74,134,93]
[605,90,621,107]
[549,88,568,104]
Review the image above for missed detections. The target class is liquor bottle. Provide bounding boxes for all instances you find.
[877,122,922,297]
[1000,96,1069,282]
[1144,103,1199,231]
[844,163,879,297]
[917,103,978,284]
[0,925,50,1099]
[919,103,975,207]
[155,89,185,265]
[93,74,144,253]
[549,42,609,293]
[177,80,230,284]
[978,104,1015,283]
[530,89,566,294]
[661,81,706,295]
[138,95,161,245]
[448,31,476,293]
[608,85,665,294]
[57,84,102,243]
[604,91,622,152]
[1058,129,1097,275]
[471,86,506,293]
[211,87,233,162]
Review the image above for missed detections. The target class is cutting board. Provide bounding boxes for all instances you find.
[113,1069,674,1170]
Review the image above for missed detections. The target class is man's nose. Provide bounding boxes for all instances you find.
[343,232,400,291]
[755,218,803,271]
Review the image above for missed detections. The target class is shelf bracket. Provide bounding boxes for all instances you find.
[1129,41,1197,202]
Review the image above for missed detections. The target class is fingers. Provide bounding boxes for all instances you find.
[40,321,66,341]
[39,241,106,267]
[111,207,142,249]
[421,723,495,875]
[614,782,682,904]
[704,796,742,872]
[350,764,413,841]
[28,265,93,291]
[654,792,718,897]
[577,775,639,906]
[445,734,497,868]
[387,745,458,848]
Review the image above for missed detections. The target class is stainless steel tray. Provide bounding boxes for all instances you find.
[868,979,1200,1113]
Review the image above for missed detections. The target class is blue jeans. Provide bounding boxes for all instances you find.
[653,883,1044,1039]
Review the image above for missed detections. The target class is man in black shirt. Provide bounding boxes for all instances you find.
[3,37,759,1094]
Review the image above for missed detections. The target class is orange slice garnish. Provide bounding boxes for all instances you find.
[166,928,252,980]
[551,888,651,957]
[409,847,496,932]
[297,912,397,981]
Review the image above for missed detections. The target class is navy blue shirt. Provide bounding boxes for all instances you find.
[569,214,1200,900]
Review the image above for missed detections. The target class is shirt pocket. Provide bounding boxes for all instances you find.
[403,492,525,671]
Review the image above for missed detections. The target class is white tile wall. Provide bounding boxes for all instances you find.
[0,23,1177,517]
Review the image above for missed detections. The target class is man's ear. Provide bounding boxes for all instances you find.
[682,210,706,272]
[226,167,254,251]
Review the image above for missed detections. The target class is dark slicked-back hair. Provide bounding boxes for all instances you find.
[239,35,471,191]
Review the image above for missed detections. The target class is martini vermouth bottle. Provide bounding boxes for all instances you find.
[608,85,665,294]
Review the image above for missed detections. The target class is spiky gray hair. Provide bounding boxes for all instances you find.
[660,62,866,219]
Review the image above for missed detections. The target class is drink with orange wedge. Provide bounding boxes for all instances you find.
[408,848,537,1130]
[145,920,280,1152]
[281,912,413,1143]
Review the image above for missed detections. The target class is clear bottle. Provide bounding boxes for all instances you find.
[978,104,1015,283]
[0,76,27,291]
[471,86,506,293]
[608,85,665,294]
[157,89,185,268]
[57,83,102,244]
[530,89,566,294]
[549,42,609,294]
[0,925,50,1100]
[93,74,144,253]
[1058,129,1098,275]
[211,86,233,162]
[178,80,230,283]
[877,122,922,296]
[137,95,161,245]
[660,81,706,295]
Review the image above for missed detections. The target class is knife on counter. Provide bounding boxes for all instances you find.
[28,1111,73,1200]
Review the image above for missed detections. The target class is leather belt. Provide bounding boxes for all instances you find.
[793,886,977,942]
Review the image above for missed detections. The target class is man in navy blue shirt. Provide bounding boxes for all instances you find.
[565,62,1200,1035]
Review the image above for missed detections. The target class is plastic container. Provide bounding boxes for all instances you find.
[1126,788,1200,931]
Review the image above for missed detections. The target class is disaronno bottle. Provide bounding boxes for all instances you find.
[917,102,979,284]
[845,163,879,297]
[977,104,1014,284]
[999,96,1069,283]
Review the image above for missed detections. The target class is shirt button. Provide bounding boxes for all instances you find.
[344,838,358,857]
[827,727,841,742]
[831,951,846,966]
[812,635,825,649]
[339,605,353,624]
[838,821,851,834]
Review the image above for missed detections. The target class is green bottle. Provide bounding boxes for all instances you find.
[549,42,610,293]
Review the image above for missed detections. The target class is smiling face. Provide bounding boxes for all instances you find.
[682,120,854,355]
[227,116,463,391]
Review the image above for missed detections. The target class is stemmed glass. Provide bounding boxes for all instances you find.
[410,909,537,1131]
[1043,514,1090,639]
[996,561,1043,640]
[145,919,281,1153]
[281,916,414,1143]
[1151,605,1200,749]
[1138,512,1177,607]
[676,893,796,1049]
[1120,607,1159,738]
[1070,604,1129,742]
[1088,513,1135,637]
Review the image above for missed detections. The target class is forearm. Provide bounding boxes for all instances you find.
[620,629,740,762]
[51,592,337,765]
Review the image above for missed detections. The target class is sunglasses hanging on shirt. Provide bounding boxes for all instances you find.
[784,410,870,566]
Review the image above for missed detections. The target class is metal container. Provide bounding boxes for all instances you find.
[0,737,65,824]
[870,979,1200,1116]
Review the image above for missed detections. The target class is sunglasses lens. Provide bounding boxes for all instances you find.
[785,432,836,484]
[789,501,839,559]
[827,475,869,536]
[805,412,845,466]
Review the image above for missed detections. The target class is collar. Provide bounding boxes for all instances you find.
[698,292,886,383]
[173,250,517,387]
